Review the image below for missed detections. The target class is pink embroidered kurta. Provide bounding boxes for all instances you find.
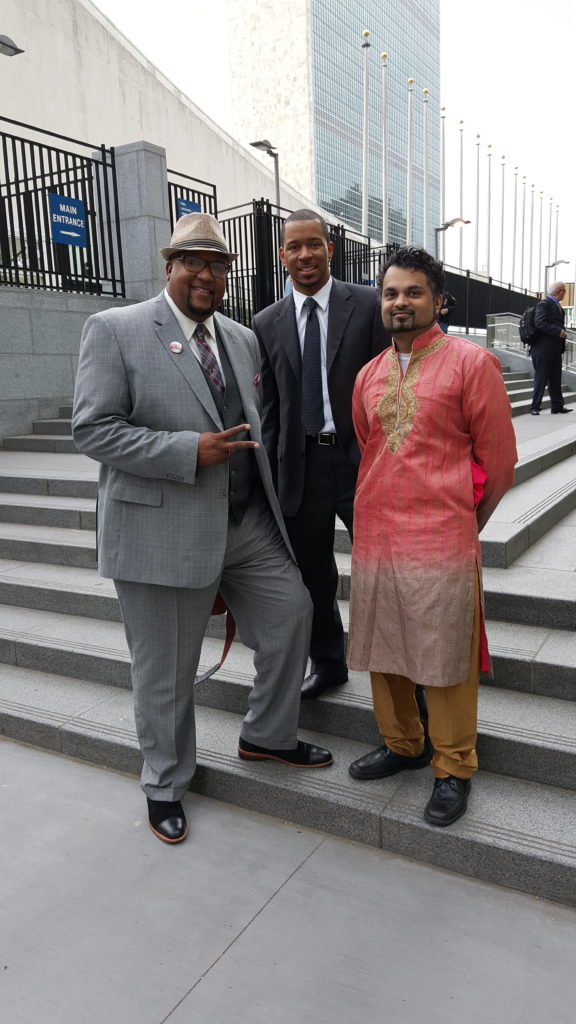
[348,326,517,686]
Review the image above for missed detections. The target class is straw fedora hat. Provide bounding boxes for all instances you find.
[160,212,238,262]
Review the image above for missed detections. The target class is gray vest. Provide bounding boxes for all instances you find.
[200,328,259,524]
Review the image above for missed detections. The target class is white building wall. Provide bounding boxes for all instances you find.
[0,0,319,213]
[225,0,315,201]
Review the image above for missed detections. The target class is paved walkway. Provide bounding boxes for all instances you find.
[2,737,575,1024]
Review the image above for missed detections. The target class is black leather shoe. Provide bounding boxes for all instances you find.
[147,798,188,844]
[238,738,333,767]
[530,410,540,416]
[551,407,572,414]
[348,739,432,780]
[424,775,471,827]
[301,665,348,700]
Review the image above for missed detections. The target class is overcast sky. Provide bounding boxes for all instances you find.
[92,0,576,289]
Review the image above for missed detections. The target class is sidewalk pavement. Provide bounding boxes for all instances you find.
[2,737,575,1024]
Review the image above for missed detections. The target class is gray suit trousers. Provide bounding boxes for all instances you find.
[114,494,312,801]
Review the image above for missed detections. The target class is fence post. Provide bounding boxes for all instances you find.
[112,141,171,301]
[330,224,346,281]
[253,198,275,312]
[465,270,470,334]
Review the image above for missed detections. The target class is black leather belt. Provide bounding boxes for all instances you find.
[307,432,338,446]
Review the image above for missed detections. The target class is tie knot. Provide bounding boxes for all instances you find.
[194,323,206,340]
[304,297,318,314]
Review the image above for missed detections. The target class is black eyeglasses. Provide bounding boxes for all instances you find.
[173,254,231,279]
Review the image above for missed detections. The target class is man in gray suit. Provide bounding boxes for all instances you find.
[73,213,332,845]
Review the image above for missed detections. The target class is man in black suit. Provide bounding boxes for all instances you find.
[252,209,388,699]
[530,281,570,415]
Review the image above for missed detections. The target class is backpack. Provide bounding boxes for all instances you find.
[519,306,539,346]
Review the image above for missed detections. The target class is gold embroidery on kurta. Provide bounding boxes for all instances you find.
[376,336,446,455]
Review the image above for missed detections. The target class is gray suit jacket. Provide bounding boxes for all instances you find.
[72,293,291,588]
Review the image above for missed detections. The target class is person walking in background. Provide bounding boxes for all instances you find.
[437,290,457,333]
[530,281,570,415]
[252,209,389,701]
[348,247,516,827]
[72,213,333,846]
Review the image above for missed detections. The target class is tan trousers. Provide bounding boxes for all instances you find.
[370,581,480,780]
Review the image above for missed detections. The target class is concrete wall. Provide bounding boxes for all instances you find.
[0,288,129,441]
[0,0,321,214]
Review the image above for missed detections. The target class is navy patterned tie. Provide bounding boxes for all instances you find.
[194,323,225,393]
[301,297,324,435]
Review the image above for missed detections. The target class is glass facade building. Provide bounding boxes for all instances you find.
[311,0,440,247]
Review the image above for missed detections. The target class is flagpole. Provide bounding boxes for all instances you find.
[499,155,505,282]
[538,191,544,293]
[519,174,526,289]
[440,107,446,259]
[423,88,429,250]
[474,135,480,272]
[486,145,492,277]
[458,120,464,269]
[406,77,414,244]
[528,184,535,292]
[361,30,370,237]
[511,166,518,286]
[380,52,389,244]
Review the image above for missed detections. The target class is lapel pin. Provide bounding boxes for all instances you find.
[253,373,261,386]
[169,341,183,354]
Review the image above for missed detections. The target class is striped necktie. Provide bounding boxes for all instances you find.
[194,323,225,393]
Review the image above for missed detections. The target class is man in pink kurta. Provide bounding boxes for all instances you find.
[348,247,517,826]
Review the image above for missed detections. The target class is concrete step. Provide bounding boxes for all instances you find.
[333,548,576,631]
[502,371,530,381]
[0,523,96,568]
[504,378,533,393]
[3,435,78,454]
[509,391,576,417]
[0,451,97,499]
[480,454,576,567]
[0,662,574,907]
[33,419,73,436]
[0,493,96,529]
[59,405,73,418]
[1,583,575,716]
[2,554,576,697]
[335,450,576,565]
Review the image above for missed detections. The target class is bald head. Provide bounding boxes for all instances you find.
[549,281,566,301]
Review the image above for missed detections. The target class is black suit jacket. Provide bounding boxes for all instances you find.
[533,296,566,354]
[252,278,389,516]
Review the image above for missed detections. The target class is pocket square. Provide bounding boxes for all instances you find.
[253,373,262,386]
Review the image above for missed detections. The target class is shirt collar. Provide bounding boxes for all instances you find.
[292,276,333,315]
[164,288,216,341]
[547,294,560,305]
[392,322,445,355]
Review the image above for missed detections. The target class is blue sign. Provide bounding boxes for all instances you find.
[48,193,87,248]
[176,198,201,218]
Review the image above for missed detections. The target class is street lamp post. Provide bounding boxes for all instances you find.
[249,139,280,210]
[434,218,471,261]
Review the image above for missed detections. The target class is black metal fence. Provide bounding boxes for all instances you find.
[167,170,217,227]
[444,266,539,331]
[0,117,124,296]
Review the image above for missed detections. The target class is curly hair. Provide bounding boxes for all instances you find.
[376,247,445,299]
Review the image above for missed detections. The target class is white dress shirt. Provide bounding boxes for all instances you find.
[292,277,335,433]
[164,289,225,381]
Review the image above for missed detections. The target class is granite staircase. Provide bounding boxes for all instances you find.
[1,373,576,907]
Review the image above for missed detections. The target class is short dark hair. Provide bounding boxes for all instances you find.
[377,247,445,299]
[281,208,330,244]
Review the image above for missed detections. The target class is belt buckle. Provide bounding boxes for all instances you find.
[318,432,335,446]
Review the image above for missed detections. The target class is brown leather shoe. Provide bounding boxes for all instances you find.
[147,798,188,843]
[238,738,333,767]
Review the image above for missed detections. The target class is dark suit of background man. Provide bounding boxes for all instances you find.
[252,209,388,700]
[530,281,571,415]
[72,213,332,847]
